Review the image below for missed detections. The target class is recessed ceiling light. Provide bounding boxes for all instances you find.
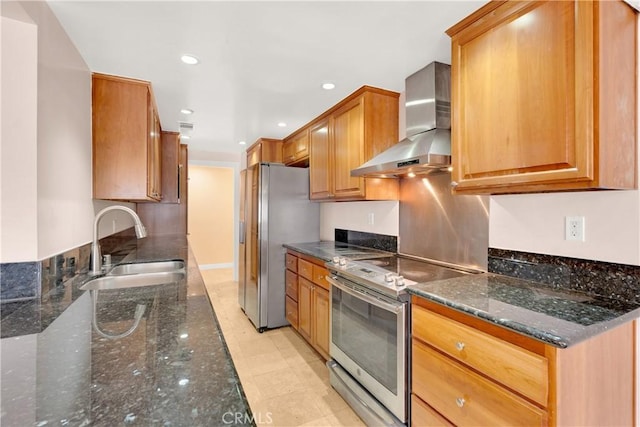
[277,122,287,127]
[322,82,336,90]
[238,141,246,145]
[181,135,191,140]
[180,54,199,65]
[180,108,194,115]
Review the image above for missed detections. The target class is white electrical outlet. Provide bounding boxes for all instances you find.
[565,216,585,241]
[367,213,375,225]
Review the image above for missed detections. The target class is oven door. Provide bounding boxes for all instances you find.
[327,275,407,423]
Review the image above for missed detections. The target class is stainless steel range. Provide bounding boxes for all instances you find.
[325,255,470,426]
[325,62,490,426]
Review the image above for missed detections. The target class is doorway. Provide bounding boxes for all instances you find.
[187,163,239,277]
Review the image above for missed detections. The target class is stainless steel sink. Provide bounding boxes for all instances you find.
[107,260,185,276]
[80,270,185,291]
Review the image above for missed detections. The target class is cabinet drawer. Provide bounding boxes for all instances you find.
[412,340,547,426]
[413,306,548,406]
[298,259,314,281]
[286,296,298,330]
[411,394,454,427]
[312,265,330,291]
[285,253,298,273]
[286,269,298,300]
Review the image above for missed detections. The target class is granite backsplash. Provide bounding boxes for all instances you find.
[335,228,397,253]
[0,228,137,307]
[489,248,640,304]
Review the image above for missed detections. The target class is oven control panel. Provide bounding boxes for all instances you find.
[327,257,416,297]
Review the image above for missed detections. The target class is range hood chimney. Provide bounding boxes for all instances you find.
[351,62,451,177]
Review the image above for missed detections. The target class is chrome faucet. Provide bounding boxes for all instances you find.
[90,206,147,276]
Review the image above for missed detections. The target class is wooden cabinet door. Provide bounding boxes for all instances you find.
[413,306,548,406]
[246,145,260,168]
[179,144,188,206]
[411,394,454,427]
[332,97,365,199]
[93,75,150,201]
[159,131,180,203]
[285,269,298,301]
[309,118,333,200]
[448,0,636,194]
[298,277,313,342]
[92,73,162,202]
[260,138,283,163]
[413,340,547,426]
[286,296,298,330]
[283,130,309,165]
[136,140,188,235]
[285,253,298,273]
[150,108,162,199]
[246,138,282,166]
[313,286,330,359]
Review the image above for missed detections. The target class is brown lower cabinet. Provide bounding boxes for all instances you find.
[411,297,635,427]
[285,250,330,360]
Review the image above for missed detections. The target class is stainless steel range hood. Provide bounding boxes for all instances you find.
[351,62,451,177]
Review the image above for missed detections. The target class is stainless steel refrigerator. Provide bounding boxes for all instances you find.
[238,163,320,331]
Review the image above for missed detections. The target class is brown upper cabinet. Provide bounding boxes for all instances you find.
[447,0,637,194]
[92,73,162,201]
[283,129,310,166]
[158,131,182,204]
[136,141,189,236]
[246,138,283,167]
[306,86,400,201]
[309,118,333,199]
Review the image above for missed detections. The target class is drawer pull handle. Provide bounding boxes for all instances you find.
[455,341,465,351]
[456,397,465,408]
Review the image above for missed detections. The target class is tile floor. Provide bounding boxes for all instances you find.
[201,268,366,427]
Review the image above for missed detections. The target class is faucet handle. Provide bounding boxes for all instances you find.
[103,254,112,267]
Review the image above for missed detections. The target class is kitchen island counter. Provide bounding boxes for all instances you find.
[0,235,252,426]
[408,272,640,348]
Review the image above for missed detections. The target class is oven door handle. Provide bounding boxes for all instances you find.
[327,276,403,314]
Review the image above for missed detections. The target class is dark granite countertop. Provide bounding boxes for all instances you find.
[407,272,640,348]
[283,241,392,262]
[0,235,253,426]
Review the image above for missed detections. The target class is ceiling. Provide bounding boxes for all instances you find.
[47,1,485,156]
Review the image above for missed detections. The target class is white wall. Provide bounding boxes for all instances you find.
[34,0,96,260]
[490,191,640,265]
[1,14,39,262]
[1,2,136,263]
[319,201,399,241]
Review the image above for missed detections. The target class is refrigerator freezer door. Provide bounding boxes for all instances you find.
[242,163,320,331]
[259,164,320,328]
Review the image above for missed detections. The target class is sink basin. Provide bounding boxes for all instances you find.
[107,260,185,276]
[80,271,186,291]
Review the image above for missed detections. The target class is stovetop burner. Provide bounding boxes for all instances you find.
[326,255,470,299]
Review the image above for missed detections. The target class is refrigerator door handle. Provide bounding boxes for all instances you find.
[239,221,246,244]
